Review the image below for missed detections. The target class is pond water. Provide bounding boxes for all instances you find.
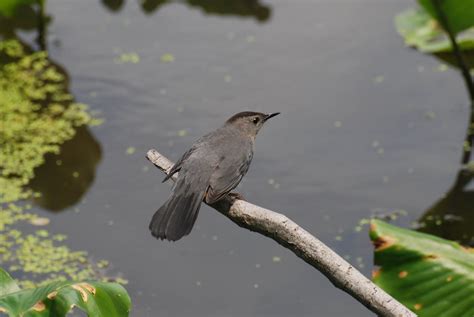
[5,0,474,315]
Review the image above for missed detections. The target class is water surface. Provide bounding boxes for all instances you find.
[9,0,474,315]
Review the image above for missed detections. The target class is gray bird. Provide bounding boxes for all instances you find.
[149,111,280,241]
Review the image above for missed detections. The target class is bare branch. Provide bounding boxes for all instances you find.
[146,149,416,317]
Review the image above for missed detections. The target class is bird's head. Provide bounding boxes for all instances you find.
[225,111,280,137]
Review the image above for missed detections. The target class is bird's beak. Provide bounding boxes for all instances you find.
[264,112,280,122]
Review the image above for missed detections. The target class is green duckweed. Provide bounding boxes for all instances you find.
[0,39,126,289]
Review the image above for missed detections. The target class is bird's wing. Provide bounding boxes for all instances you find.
[205,150,253,204]
[162,129,221,182]
[162,146,195,182]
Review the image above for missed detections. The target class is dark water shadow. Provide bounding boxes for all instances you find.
[0,2,50,50]
[434,51,474,70]
[101,0,271,22]
[423,48,474,246]
[26,46,102,213]
[101,0,126,12]
[418,170,474,246]
[28,126,102,212]
[0,6,37,36]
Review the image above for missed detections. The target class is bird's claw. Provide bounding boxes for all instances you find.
[228,192,245,202]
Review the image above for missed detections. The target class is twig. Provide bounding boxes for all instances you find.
[146,149,416,317]
[431,0,474,164]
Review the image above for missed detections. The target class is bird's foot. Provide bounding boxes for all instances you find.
[228,192,245,202]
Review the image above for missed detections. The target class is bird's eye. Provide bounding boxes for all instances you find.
[252,117,260,124]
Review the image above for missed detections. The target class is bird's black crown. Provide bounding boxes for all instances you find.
[226,111,266,123]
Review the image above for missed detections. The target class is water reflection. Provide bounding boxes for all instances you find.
[0,5,38,36]
[28,126,102,212]
[101,0,271,22]
[0,3,49,50]
[25,46,102,213]
[418,169,474,246]
[101,0,125,12]
[0,34,102,212]
[422,49,474,246]
[435,51,474,70]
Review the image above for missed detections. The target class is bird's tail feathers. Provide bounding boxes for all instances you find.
[149,177,207,241]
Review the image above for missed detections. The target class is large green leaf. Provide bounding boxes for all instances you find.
[418,0,474,34]
[370,220,474,317]
[395,8,474,53]
[0,268,131,317]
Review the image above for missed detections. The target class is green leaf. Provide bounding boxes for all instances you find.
[0,268,131,317]
[418,0,474,34]
[0,269,20,297]
[0,0,36,17]
[395,8,474,53]
[370,220,474,317]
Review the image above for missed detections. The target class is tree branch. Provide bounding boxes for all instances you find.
[146,149,416,317]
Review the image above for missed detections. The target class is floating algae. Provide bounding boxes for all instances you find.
[0,39,125,288]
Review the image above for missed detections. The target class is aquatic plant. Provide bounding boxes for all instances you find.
[370,220,474,317]
[395,0,474,54]
[395,7,474,53]
[0,267,131,316]
[369,3,474,315]
[0,39,119,290]
[0,40,98,203]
